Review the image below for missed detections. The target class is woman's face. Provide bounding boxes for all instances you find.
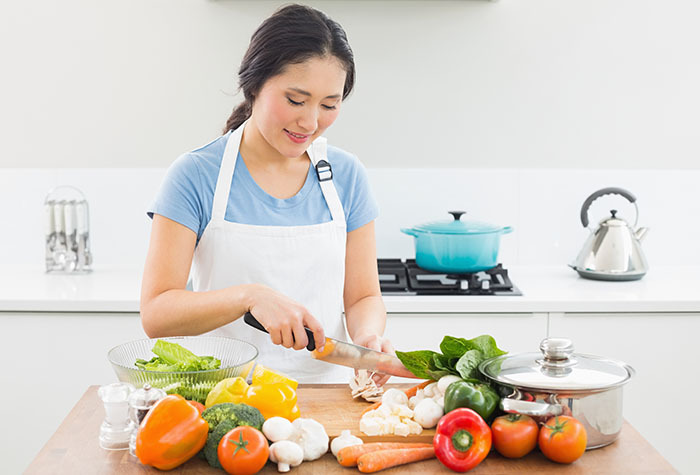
[249,55,346,159]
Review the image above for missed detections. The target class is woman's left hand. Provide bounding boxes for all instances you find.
[353,333,395,387]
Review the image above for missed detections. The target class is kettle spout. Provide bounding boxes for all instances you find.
[635,227,649,242]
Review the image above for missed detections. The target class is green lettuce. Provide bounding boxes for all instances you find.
[135,340,221,372]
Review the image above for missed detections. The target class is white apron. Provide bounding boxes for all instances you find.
[191,121,352,383]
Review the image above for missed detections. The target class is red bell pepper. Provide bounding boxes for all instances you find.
[433,408,492,472]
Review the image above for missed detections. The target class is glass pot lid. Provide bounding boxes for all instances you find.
[479,337,635,392]
[411,210,505,235]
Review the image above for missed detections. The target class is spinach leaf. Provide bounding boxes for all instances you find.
[440,336,469,358]
[455,349,484,380]
[395,350,441,379]
[430,353,457,379]
[466,335,507,359]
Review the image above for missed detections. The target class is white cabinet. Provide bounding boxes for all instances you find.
[0,312,145,475]
[549,312,700,475]
[386,312,548,354]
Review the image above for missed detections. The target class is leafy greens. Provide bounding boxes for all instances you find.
[135,339,221,372]
[396,334,506,381]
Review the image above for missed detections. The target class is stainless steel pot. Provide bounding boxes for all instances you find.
[479,337,635,449]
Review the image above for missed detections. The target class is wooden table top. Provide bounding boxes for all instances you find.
[26,385,677,474]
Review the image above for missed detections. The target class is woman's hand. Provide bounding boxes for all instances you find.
[246,284,325,351]
[353,332,395,387]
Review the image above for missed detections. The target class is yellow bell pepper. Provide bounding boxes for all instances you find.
[205,376,249,408]
[243,381,300,421]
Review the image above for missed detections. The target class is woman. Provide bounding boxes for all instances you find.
[140,4,393,384]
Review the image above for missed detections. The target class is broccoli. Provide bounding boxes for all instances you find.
[201,403,264,431]
[230,403,265,431]
[200,403,266,468]
[202,403,238,431]
[202,419,238,469]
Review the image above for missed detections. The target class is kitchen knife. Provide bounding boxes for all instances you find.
[243,312,419,378]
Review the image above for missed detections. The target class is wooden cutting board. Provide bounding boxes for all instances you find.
[296,383,435,443]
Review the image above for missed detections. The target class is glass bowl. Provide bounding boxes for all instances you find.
[107,336,258,403]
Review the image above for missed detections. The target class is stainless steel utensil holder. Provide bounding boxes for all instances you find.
[44,185,92,273]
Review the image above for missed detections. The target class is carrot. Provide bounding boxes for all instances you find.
[357,447,436,473]
[337,442,433,467]
[360,380,433,416]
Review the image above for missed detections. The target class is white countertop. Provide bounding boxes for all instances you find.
[1,266,699,314]
[0,267,700,313]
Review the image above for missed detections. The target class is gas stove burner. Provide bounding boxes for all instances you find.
[378,259,522,296]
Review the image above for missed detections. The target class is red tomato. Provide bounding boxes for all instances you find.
[187,400,205,415]
[218,426,269,475]
[491,414,539,458]
[538,416,587,464]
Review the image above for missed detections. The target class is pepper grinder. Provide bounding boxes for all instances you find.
[98,382,136,450]
[127,384,167,457]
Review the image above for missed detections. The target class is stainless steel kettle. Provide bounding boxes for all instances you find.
[570,187,649,281]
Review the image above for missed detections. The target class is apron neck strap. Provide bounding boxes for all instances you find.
[306,137,345,224]
[211,123,345,225]
[211,122,245,222]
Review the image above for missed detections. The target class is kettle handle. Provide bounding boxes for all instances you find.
[580,187,638,228]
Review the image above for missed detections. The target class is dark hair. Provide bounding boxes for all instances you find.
[224,4,355,133]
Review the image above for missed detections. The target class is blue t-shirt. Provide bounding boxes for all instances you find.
[148,132,379,244]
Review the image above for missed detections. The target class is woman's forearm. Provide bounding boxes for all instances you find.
[140,284,256,337]
[345,295,387,343]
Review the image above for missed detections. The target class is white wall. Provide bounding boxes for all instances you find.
[2,167,699,272]
[1,0,698,169]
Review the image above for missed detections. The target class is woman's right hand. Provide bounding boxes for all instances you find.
[245,284,326,352]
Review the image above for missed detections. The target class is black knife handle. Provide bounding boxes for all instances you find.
[243,312,316,351]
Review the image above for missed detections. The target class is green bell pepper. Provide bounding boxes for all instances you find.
[443,379,499,421]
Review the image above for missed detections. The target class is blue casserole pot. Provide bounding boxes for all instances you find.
[401,211,513,274]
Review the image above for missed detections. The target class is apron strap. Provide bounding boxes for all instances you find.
[211,123,245,222]
[212,124,345,225]
[307,137,345,224]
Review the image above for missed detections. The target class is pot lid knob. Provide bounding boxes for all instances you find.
[610,209,617,218]
[539,337,574,361]
[448,210,466,221]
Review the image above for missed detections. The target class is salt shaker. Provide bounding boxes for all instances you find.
[127,384,167,457]
[97,382,136,450]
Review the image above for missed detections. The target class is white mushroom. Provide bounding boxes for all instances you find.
[262,416,294,442]
[437,375,462,395]
[433,394,445,409]
[408,393,425,410]
[330,430,364,457]
[381,388,409,409]
[289,418,329,461]
[422,382,438,397]
[413,397,444,429]
[269,440,304,472]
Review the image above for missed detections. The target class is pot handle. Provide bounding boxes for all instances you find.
[400,227,417,237]
[580,187,638,228]
[500,397,564,417]
[501,225,514,235]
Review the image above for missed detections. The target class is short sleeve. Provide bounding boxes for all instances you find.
[342,155,379,232]
[147,153,204,236]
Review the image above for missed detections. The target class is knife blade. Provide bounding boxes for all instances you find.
[243,312,419,378]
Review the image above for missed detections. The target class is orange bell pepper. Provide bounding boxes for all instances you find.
[135,394,209,470]
[244,381,300,421]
